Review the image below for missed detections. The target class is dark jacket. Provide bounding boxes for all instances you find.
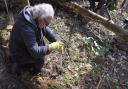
[9,5,59,64]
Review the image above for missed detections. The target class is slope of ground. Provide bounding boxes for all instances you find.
[0,0,128,89]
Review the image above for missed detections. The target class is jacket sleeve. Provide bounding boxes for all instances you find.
[45,27,60,42]
[20,25,50,58]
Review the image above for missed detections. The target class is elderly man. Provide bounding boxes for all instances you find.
[9,3,63,75]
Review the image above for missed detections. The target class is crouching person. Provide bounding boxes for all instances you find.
[9,3,63,76]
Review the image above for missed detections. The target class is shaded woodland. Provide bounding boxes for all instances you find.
[0,0,128,89]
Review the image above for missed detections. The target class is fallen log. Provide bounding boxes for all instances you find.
[53,1,128,41]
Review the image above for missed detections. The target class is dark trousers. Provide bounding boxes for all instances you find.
[11,61,44,76]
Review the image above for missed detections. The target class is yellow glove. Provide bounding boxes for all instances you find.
[49,41,64,52]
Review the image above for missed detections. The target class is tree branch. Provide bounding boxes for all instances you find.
[54,1,128,41]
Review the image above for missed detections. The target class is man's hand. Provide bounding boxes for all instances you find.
[48,41,64,52]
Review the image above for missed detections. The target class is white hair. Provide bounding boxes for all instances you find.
[32,3,54,19]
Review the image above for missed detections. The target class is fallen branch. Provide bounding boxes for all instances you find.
[69,3,128,40]
[121,0,126,8]
[54,1,128,41]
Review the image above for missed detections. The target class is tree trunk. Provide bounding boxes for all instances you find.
[53,1,128,41]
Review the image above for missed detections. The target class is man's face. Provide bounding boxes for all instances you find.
[38,16,53,29]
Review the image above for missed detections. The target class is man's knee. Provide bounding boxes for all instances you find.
[11,63,21,76]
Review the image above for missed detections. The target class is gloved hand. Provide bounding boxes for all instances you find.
[48,41,64,52]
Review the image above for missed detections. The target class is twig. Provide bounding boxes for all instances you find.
[96,78,102,89]
[27,0,30,6]
[96,74,105,89]
[101,2,112,20]
[73,59,85,63]
[106,8,112,20]
[3,0,10,20]
[121,0,126,8]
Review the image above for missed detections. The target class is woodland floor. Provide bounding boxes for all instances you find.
[0,0,128,89]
